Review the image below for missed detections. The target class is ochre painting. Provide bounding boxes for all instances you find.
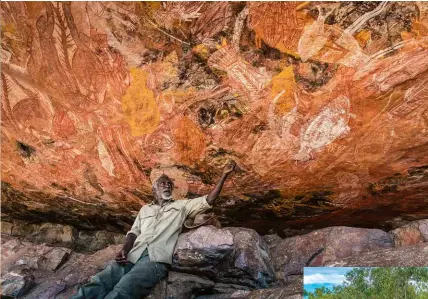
[2,1,428,234]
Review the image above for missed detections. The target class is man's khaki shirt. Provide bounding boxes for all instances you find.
[126,195,211,264]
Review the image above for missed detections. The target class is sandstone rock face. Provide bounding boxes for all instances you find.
[166,272,215,299]
[173,226,276,288]
[7,221,77,246]
[1,229,122,298]
[270,226,394,280]
[23,245,122,299]
[1,220,428,299]
[420,221,428,241]
[324,243,428,267]
[195,278,302,299]
[1,221,124,252]
[261,234,282,249]
[75,230,126,252]
[390,219,428,246]
[173,226,235,269]
[154,272,302,299]
[2,1,428,236]
[1,267,35,298]
[38,248,71,271]
[2,222,13,234]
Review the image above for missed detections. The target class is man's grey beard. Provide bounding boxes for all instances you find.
[161,193,172,200]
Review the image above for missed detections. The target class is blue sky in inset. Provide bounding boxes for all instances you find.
[304,283,338,294]
[304,267,355,297]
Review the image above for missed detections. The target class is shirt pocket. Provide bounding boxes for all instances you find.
[162,205,182,221]
[141,209,156,219]
[140,209,156,227]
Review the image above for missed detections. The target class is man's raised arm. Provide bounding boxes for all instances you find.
[206,160,236,206]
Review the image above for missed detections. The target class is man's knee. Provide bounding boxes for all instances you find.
[105,280,147,299]
[154,263,169,282]
[111,284,130,298]
[89,262,129,290]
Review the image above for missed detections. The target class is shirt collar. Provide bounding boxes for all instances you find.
[149,198,173,207]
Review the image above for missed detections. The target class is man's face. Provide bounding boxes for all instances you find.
[154,177,173,203]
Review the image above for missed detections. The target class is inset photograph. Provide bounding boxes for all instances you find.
[304,267,428,298]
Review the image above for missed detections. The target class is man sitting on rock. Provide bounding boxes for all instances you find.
[71,161,236,299]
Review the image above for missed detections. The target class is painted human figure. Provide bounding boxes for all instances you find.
[71,161,236,299]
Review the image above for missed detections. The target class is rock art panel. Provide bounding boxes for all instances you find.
[1,1,428,234]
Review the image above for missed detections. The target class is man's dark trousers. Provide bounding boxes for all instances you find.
[70,250,168,299]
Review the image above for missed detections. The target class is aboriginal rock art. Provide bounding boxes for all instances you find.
[389,79,428,117]
[248,2,308,55]
[294,96,351,162]
[208,45,270,98]
[298,2,392,67]
[2,1,428,231]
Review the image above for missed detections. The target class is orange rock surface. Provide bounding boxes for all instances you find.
[1,2,428,234]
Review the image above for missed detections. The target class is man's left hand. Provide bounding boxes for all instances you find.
[115,248,129,264]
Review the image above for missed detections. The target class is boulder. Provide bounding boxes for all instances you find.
[324,243,428,267]
[270,226,394,279]
[15,256,40,269]
[195,277,302,299]
[166,272,215,299]
[147,279,167,299]
[195,291,251,299]
[173,226,276,288]
[241,287,302,299]
[10,221,77,246]
[38,248,72,271]
[1,239,42,271]
[173,225,234,269]
[224,227,276,288]
[420,220,428,241]
[212,283,251,294]
[8,221,33,237]
[2,238,26,260]
[1,221,13,234]
[3,220,125,252]
[30,280,66,299]
[147,276,252,299]
[75,230,125,252]
[20,245,122,299]
[1,267,35,297]
[390,219,428,246]
[261,234,282,250]
[3,241,71,273]
[205,275,303,299]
